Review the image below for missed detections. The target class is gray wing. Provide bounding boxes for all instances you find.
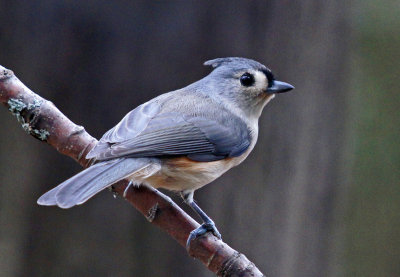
[86,100,161,159]
[87,101,251,162]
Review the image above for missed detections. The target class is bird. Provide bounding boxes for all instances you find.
[37,57,294,246]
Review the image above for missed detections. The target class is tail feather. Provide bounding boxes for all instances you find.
[37,158,152,208]
[37,159,118,206]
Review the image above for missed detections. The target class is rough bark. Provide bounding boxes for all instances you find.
[0,66,264,277]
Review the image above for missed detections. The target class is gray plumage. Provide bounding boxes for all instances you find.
[87,102,250,162]
[38,57,294,209]
[37,158,154,208]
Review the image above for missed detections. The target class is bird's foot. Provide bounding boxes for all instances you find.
[186,221,222,249]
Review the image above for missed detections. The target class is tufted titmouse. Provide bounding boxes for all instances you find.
[38,57,294,245]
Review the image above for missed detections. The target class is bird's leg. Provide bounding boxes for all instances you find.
[123,180,133,198]
[189,200,222,239]
[181,191,222,249]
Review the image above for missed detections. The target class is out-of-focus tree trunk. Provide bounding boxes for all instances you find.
[0,1,351,276]
[344,1,400,276]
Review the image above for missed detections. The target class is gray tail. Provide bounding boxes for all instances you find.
[37,158,150,209]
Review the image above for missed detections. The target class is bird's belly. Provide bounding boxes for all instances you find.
[142,156,243,192]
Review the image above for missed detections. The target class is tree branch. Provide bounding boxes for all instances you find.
[0,66,265,277]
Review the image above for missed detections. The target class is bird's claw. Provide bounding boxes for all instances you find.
[186,221,222,249]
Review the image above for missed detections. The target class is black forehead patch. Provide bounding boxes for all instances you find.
[261,68,275,87]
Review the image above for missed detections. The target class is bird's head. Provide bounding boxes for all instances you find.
[202,57,294,118]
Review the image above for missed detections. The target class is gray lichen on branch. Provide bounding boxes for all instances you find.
[7,98,49,141]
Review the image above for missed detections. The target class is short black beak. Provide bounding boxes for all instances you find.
[266,80,294,94]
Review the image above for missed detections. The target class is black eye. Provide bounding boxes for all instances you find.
[240,73,255,87]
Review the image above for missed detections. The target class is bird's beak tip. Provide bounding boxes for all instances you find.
[267,80,294,94]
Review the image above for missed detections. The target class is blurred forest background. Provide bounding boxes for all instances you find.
[0,1,398,277]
